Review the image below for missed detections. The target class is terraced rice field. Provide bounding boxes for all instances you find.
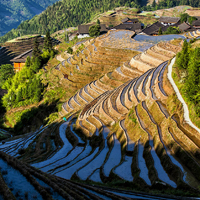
[1,30,200,198]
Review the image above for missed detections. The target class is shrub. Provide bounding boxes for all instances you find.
[89,25,101,37]
[67,47,73,54]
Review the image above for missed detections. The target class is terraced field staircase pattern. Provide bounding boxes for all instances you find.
[1,35,200,197]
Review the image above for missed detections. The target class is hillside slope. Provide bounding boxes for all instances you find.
[1,30,200,197]
[0,0,144,43]
[0,0,59,37]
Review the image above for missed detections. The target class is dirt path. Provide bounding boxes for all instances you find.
[167,57,200,133]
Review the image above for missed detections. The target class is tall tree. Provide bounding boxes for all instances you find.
[0,64,14,87]
[32,38,41,60]
[43,31,52,51]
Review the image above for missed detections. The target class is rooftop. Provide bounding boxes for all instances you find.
[142,22,165,35]
[192,19,200,26]
[159,16,180,23]
[114,23,141,31]
[78,24,108,34]
[178,22,191,31]
[10,49,33,63]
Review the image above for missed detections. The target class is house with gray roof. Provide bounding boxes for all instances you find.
[192,20,200,28]
[159,17,180,26]
[178,22,191,32]
[78,24,108,38]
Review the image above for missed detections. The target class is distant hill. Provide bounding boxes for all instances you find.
[0,0,145,43]
[1,0,200,43]
[0,0,60,37]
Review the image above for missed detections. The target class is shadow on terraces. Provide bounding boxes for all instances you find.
[12,100,60,136]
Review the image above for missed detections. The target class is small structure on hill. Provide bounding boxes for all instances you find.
[142,22,165,35]
[159,16,180,26]
[78,24,108,38]
[113,17,142,33]
[192,19,200,28]
[113,23,142,33]
[121,17,139,24]
[178,22,192,32]
[10,49,32,72]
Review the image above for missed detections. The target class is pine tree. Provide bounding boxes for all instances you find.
[176,40,189,69]
[44,31,52,51]
[32,38,41,60]
[158,27,162,35]
[152,0,156,8]
[25,56,31,67]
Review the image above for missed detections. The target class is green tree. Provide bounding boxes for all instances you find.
[67,47,73,54]
[176,40,189,70]
[185,47,200,116]
[152,0,156,8]
[32,38,41,60]
[65,31,69,42]
[44,31,52,51]
[25,56,31,67]
[180,13,189,23]
[0,64,14,87]
[158,27,162,35]
[188,16,197,25]
[97,19,100,25]
[89,24,101,37]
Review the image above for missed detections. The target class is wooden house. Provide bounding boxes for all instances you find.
[78,24,108,38]
[121,17,139,24]
[113,23,142,33]
[192,20,200,28]
[142,22,165,35]
[10,49,32,72]
[159,17,180,26]
[178,22,191,32]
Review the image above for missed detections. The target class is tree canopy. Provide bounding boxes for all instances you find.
[89,24,101,37]
[0,64,14,87]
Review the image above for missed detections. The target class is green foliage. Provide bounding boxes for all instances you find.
[185,47,200,115]
[43,31,53,51]
[0,0,142,43]
[180,13,189,23]
[97,19,100,25]
[152,0,156,8]
[175,40,200,116]
[32,38,41,60]
[188,16,197,25]
[142,0,199,11]
[164,26,180,35]
[1,39,55,111]
[65,32,69,42]
[0,64,14,87]
[89,25,101,37]
[176,40,189,70]
[0,0,59,37]
[67,47,73,54]
[158,27,162,35]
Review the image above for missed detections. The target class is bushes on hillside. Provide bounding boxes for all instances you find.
[175,40,200,116]
[0,64,14,87]
[1,32,56,111]
[89,24,101,37]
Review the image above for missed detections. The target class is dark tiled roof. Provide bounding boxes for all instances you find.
[178,22,191,31]
[122,18,139,24]
[192,19,200,26]
[159,16,180,23]
[10,49,33,63]
[142,22,165,35]
[78,24,108,34]
[114,23,141,31]
[78,25,91,34]
[121,17,129,23]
